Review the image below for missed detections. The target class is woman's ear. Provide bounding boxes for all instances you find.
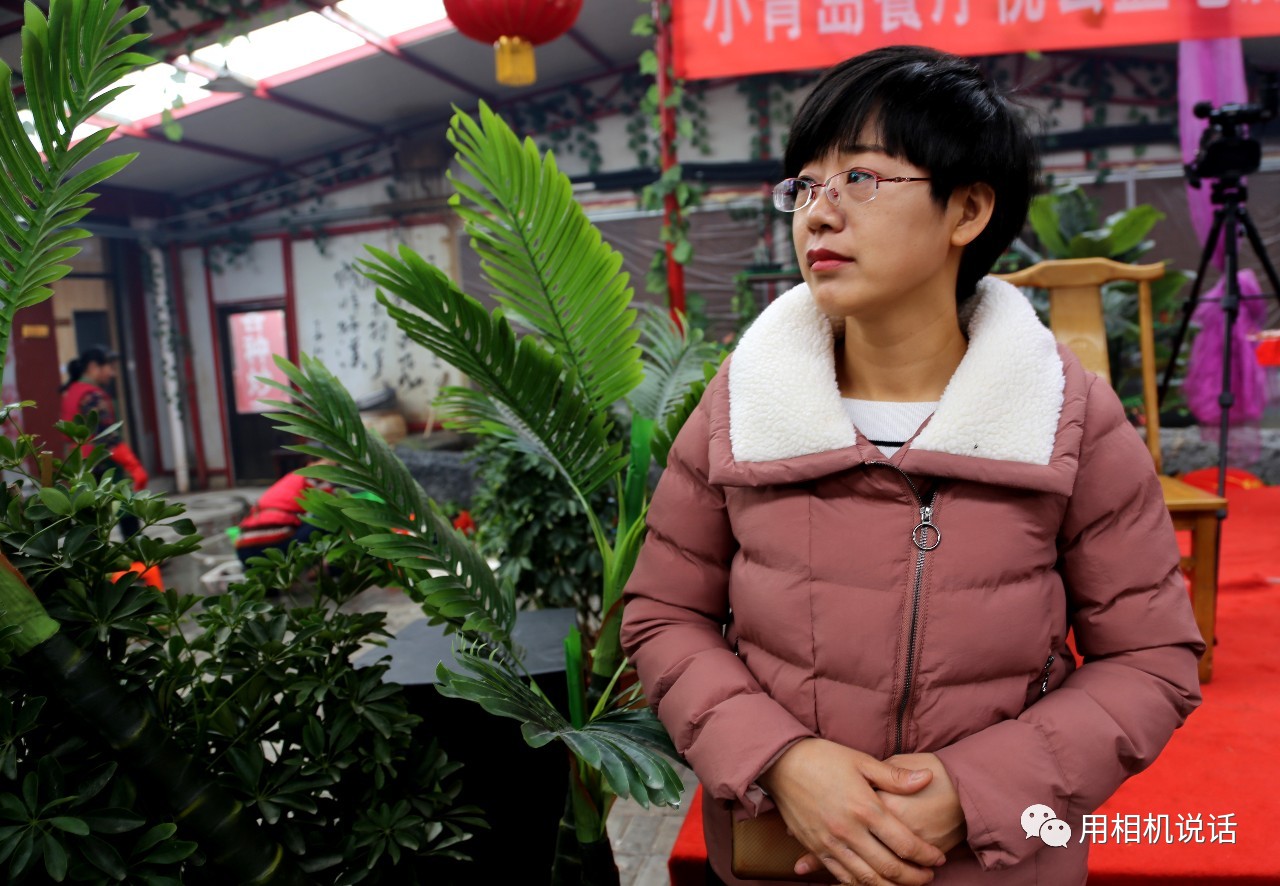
[950,182,996,248]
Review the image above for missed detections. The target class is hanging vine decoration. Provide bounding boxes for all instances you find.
[504,81,606,173]
[633,0,703,299]
[138,245,188,419]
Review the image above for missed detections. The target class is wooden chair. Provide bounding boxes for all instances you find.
[998,257,1226,683]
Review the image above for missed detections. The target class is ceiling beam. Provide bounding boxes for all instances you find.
[303,0,496,105]
[253,85,382,134]
[566,27,615,70]
[92,115,280,169]
[148,0,316,51]
[171,57,380,135]
[177,59,640,208]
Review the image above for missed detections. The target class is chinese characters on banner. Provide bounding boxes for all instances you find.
[676,0,1280,80]
[229,309,290,415]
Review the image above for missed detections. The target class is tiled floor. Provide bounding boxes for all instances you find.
[609,766,700,886]
[166,488,696,885]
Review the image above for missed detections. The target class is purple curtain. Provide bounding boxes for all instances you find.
[1178,38,1248,271]
[1178,39,1266,426]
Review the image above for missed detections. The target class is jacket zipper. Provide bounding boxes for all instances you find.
[867,463,940,756]
[1039,654,1056,696]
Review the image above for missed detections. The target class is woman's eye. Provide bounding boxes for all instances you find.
[846,171,873,183]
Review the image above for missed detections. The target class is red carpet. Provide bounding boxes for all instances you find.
[669,486,1280,885]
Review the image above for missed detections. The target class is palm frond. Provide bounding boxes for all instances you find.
[630,307,723,429]
[263,354,515,645]
[0,0,149,368]
[360,245,625,498]
[435,648,684,810]
[447,102,644,415]
[651,358,723,469]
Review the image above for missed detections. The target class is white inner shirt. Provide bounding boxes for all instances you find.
[841,399,939,458]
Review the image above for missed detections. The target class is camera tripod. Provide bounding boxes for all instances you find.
[1160,175,1280,497]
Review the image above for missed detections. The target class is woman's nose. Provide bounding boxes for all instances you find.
[804,186,844,228]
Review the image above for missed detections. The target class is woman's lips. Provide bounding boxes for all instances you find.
[807,248,851,272]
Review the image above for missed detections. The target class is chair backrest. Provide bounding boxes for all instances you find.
[996,257,1167,472]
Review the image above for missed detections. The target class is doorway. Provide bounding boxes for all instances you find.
[217,305,292,483]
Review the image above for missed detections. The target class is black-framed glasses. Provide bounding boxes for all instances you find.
[772,167,931,213]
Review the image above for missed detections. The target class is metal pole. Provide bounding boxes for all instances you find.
[653,0,685,320]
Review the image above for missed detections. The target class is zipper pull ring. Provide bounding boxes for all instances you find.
[912,505,940,551]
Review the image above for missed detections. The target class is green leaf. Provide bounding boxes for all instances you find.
[445,102,644,415]
[43,833,67,881]
[435,648,683,809]
[1101,205,1164,257]
[47,817,89,836]
[630,307,722,428]
[79,835,126,880]
[142,840,197,864]
[263,357,515,644]
[564,628,585,729]
[360,250,626,498]
[652,358,720,469]
[159,107,182,141]
[1027,195,1069,258]
[37,488,72,516]
[81,807,145,835]
[132,823,176,854]
[0,0,146,373]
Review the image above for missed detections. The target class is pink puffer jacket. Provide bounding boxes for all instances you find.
[621,278,1203,885]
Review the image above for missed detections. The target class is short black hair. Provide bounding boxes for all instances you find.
[78,345,118,366]
[784,45,1039,302]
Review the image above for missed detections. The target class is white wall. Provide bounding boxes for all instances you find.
[290,223,464,424]
[177,246,230,473]
[208,238,286,304]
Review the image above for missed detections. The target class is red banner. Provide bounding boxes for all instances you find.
[673,1,1280,80]
[229,309,290,415]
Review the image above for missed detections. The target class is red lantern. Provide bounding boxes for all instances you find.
[443,0,584,87]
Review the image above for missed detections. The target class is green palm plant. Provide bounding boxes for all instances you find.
[0,0,148,365]
[265,103,722,885]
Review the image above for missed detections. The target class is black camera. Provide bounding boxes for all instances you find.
[1185,74,1278,187]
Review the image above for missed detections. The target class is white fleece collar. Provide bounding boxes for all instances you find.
[727,277,1065,465]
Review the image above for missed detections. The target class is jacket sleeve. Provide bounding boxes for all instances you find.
[620,388,815,814]
[933,375,1204,871]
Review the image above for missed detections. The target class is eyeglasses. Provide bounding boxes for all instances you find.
[772,167,931,213]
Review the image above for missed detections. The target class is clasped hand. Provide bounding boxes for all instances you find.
[757,740,966,885]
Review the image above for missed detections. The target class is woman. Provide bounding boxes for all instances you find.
[621,47,1202,886]
[234,466,332,564]
[60,346,147,536]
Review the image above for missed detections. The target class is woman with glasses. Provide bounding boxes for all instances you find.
[622,46,1202,885]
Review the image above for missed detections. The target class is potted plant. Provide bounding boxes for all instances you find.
[0,3,480,882]
[262,103,722,884]
[1019,184,1193,420]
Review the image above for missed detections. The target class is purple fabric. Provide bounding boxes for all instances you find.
[1177,39,1265,428]
[1183,270,1268,425]
[1178,39,1248,271]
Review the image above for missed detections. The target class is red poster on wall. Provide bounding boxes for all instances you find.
[229,309,290,415]
[674,1,1280,80]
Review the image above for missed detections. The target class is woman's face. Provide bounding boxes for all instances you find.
[87,359,117,386]
[790,142,967,324]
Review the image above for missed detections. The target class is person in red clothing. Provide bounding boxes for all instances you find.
[60,345,147,537]
[235,467,333,564]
